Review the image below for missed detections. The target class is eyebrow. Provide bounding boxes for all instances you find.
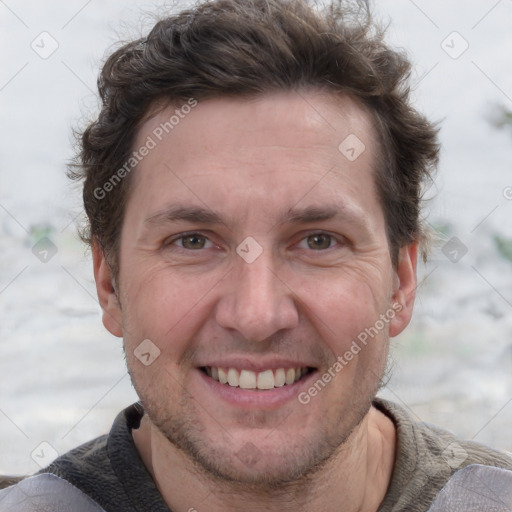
[281,206,345,224]
[144,203,366,230]
[145,206,223,226]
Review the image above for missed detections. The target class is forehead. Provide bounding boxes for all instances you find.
[127,91,383,232]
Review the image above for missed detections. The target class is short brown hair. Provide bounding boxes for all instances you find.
[70,0,439,281]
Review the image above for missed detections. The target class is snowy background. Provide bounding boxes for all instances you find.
[1,0,511,475]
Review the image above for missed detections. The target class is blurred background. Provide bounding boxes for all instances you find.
[1,0,511,475]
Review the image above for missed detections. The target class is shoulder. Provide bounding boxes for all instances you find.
[42,432,116,490]
[375,397,512,471]
[418,417,512,471]
[42,404,146,509]
[374,397,512,512]
[0,434,111,512]
[0,403,155,512]
[0,473,108,512]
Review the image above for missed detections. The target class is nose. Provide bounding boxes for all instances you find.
[215,252,299,342]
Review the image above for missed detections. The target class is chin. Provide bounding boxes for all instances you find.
[145,401,368,489]
[167,430,340,487]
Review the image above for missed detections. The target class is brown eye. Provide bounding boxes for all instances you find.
[179,234,207,249]
[306,233,333,250]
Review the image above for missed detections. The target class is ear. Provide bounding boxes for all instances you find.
[389,242,418,338]
[92,241,123,338]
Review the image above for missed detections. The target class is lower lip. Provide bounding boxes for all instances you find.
[197,369,317,409]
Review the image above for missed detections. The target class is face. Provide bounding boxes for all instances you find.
[95,91,417,485]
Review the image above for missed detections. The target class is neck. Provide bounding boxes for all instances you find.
[133,405,396,512]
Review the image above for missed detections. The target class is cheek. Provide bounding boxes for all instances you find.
[119,262,219,358]
[292,266,391,351]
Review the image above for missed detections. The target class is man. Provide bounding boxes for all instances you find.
[1,0,511,510]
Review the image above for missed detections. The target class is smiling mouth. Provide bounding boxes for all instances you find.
[200,366,315,390]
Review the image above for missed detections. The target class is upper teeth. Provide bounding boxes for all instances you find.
[205,367,307,390]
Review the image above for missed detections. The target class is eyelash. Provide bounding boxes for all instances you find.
[165,231,345,252]
[296,232,340,250]
[167,232,215,250]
